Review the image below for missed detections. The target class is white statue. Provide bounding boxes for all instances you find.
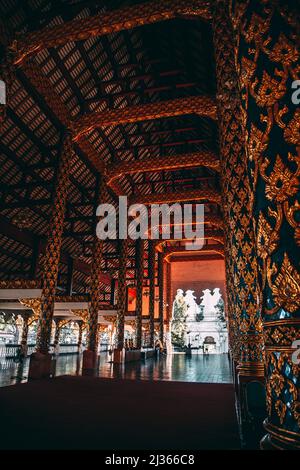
[200,288,218,316]
[184,290,200,322]
[212,288,222,307]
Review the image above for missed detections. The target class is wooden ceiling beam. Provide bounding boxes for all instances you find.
[13,0,212,65]
[85,81,199,105]
[130,188,221,206]
[169,254,224,262]
[163,244,225,261]
[73,96,217,141]
[106,150,219,194]
[115,139,209,156]
[134,177,216,190]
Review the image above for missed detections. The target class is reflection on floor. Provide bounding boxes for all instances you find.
[0,353,232,387]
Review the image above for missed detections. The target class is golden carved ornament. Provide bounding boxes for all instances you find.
[256,212,279,260]
[261,154,299,203]
[56,318,71,329]
[275,400,287,425]
[19,298,41,325]
[267,253,300,314]
[264,320,300,347]
[250,71,286,108]
[97,324,108,333]
[125,319,137,328]
[266,33,299,68]
[291,402,300,428]
[284,109,300,145]
[266,351,299,423]
[244,12,271,47]
[71,309,89,323]
[248,123,268,165]
[240,56,257,89]
[104,315,117,325]
[0,279,41,289]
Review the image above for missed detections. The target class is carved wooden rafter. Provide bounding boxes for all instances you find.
[147,214,224,235]
[155,230,225,252]
[130,188,221,206]
[163,244,225,261]
[12,0,212,66]
[106,150,220,194]
[72,96,217,141]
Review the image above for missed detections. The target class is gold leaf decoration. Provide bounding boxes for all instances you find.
[271,253,300,313]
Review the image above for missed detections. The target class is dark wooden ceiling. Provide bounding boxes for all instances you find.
[0,0,222,300]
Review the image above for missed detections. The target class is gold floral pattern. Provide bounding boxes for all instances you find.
[256,212,278,259]
[231,0,300,445]
[275,400,287,425]
[262,155,299,203]
[251,71,286,107]
[270,253,300,314]
[267,33,299,66]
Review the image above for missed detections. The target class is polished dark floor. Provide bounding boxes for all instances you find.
[0,353,232,387]
[0,375,240,449]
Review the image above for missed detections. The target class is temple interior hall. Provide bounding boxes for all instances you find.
[0,0,299,452]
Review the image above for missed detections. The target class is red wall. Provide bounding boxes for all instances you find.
[171,259,226,304]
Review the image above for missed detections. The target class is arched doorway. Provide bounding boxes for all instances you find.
[203,336,216,354]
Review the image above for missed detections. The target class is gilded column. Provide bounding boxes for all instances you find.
[135,238,144,350]
[213,1,264,384]
[35,134,74,354]
[230,0,300,449]
[86,179,107,353]
[166,262,172,323]
[115,238,129,351]
[20,312,30,355]
[158,252,164,344]
[53,319,62,349]
[148,241,155,348]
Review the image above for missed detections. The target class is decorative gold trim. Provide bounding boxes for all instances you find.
[263,419,300,449]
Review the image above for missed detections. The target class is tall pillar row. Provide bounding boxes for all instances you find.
[36,134,74,355]
[0,26,75,369]
[86,179,108,353]
[229,0,300,450]
[115,238,129,352]
[82,178,108,369]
